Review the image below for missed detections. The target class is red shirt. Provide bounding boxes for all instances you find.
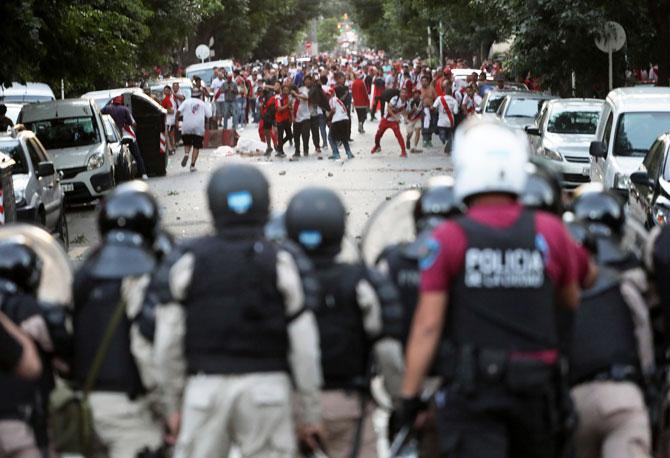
[351,78,370,108]
[275,94,290,123]
[161,96,173,112]
[421,203,578,293]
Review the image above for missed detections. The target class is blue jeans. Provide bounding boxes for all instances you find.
[437,126,454,151]
[318,114,328,148]
[223,101,238,130]
[236,98,246,126]
[328,129,353,158]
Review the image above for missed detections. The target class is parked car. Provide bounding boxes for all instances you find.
[477,90,530,119]
[0,82,56,104]
[589,87,670,196]
[478,82,529,98]
[627,133,670,228]
[80,87,144,110]
[101,114,137,183]
[18,98,117,204]
[525,98,604,188]
[496,93,553,130]
[0,129,68,248]
[3,103,23,125]
[185,59,234,86]
[149,77,193,100]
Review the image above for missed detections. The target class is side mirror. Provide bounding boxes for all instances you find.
[589,141,607,159]
[36,161,55,177]
[630,171,655,187]
[524,126,541,136]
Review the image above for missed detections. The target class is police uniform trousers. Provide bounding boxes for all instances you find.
[571,381,651,458]
[319,390,377,458]
[0,420,41,458]
[89,391,163,458]
[175,372,295,458]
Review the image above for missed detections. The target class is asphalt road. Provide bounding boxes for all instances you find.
[66,117,453,261]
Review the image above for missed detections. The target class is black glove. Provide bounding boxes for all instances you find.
[388,396,427,441]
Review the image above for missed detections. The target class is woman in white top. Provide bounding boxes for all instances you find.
[327,86,353,160]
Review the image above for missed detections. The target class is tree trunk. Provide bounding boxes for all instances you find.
[649,0,670,86]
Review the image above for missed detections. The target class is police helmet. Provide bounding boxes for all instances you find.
[0,241,42,294]
[285,187,346,258]
[413,176,460,231]
[563,213,597,255]
[207,163,270,229]
[98,181,160,243]
[571,184,625,237]
[152,230,175,261]
[520,159,563,215]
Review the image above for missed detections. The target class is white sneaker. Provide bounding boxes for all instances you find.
[190,166,196,172]
[141,174,149,180]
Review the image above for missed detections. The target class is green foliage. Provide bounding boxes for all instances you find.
[318,17,340,52]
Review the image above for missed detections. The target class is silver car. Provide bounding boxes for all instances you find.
[477,89,530,119]
[526,99,604,188]
[496,93,552,130]
[0,129,68,248]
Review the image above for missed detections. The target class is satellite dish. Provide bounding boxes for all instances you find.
[595,21,626,53]
[195,44,210,62]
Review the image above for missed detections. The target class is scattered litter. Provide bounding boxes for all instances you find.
[236,138,268,156]
[213,145,236,157]
[279,170,287,176]
[327,172,333,177]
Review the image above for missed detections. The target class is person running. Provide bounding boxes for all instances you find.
[405,89,423,153]
[433,83,459,154]
[327,86,354,160]
[178,88,212,172]
[352,71,370,133]
[371,87,408,157]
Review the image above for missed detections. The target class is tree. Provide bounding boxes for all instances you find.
[317,17,340,52]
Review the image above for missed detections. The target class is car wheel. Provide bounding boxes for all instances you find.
[56,206,69,252]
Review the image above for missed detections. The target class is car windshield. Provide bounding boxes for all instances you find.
[506,99,543,118]
[0,141,28,174]
[614,112,670,157]
[26,116,100,150]
[485,94,506,113]
[547,110,600,134]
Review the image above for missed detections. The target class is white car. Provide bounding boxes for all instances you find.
[80,87,144,110]
[185,59,234,86]
[589,87,670,196]
[526,98,604,188]
[496,93,552,130]
[0,82,56,103]
[3,103,24,124]
[149,78,193,101]
[18,99,117,203]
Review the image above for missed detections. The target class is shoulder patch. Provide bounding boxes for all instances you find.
[418,237,441,271]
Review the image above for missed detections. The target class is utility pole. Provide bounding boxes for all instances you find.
[438,21,444,68]
[427,26,432,65]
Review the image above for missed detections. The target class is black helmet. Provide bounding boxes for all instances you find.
[521,159,563,215]
[285,187,346,258]
[0,241,42,294]
[208,164,270,230]
[98,181,160,243]
[152,230,175,261]
[413,176,460,231]
[571,184,624,237]
[563,214,597,255]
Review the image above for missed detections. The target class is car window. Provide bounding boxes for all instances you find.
[644,140,664,181]
[602,112,614,150]
[496,98,508,117]
[25,116,100,150]
[486,94,506,113]
[102,117,119,142]
[546,110,600,135]
[0,140,29,174]
[505,99,543,118]
[25,139,44,166]
[614,112,670,157]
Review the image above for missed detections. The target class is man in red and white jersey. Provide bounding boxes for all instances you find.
[432,82,459,154]
[371,87,409,157]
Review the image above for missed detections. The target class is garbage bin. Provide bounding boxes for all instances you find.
[0,152,16,225]
[123,92,168,177]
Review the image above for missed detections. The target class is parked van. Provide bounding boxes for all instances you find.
[18,99,117,203]
[185,59,234,85]
[0,82,56,103]
[589,87,670,195]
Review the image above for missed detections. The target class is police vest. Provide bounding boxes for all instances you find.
[184,235,288,375]
[568,267,639,385]
[379,244,420,346]
[72,275,145,397]
[313,262,371,390]
[446,210,557,352]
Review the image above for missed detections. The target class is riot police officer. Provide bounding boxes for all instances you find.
[398,119,581,458]
[567,192,653,458]
[376,176,461,347]
[285,186,404,458]
[154,163,323,458]
[70,182,163,457]
[0,238,67,457]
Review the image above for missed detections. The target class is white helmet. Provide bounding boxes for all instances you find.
[452,119,529,202]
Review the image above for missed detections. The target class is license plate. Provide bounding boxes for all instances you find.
[62,183,74,192]
[582,167,590,176]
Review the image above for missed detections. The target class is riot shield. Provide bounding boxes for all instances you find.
[0,224,73,305]
[359,189,421,266]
